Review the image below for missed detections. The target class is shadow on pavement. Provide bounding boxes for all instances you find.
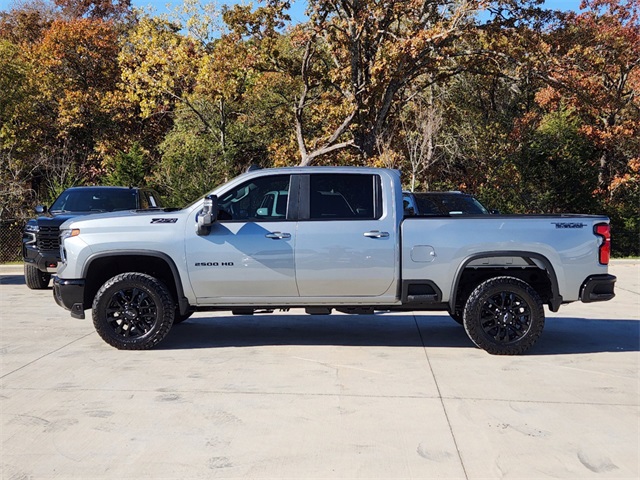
[0,275,26,286]
[162,314,456,349]
[159,313,640,355]
[533,317,640,355]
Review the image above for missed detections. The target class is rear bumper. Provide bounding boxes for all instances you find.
[580,274,616,303]
[53,276,86,319]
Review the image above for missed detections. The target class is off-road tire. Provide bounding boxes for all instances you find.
[463,276,545,355]
[24,263,51,289]
[92,273,175,350]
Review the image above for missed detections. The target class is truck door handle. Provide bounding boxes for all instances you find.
[363,230,390,238]
[265,232,291,240]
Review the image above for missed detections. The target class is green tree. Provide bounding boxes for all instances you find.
[155,105,226,206]
[104,142,149,187]
[519,108,600,213]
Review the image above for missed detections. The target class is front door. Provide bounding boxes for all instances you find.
[186,174,298,300]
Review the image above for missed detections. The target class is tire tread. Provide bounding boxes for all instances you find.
[24,263,51,290]
[92,272,174,350]
[463,276,545,355]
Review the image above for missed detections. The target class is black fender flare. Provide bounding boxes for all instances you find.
[83,250,191,315]
[449,251,563,313]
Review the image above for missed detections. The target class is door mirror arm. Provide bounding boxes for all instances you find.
[196,194,218,236]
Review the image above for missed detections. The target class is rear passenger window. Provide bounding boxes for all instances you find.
[309,174,380,220]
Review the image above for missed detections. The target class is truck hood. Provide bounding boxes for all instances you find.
[59,208,185,230]
[37,213,79,228]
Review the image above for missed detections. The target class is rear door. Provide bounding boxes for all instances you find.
[294,173,397,298]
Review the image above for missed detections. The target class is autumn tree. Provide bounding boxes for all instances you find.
[0,0,138,216]
[33,18,121,184]
[515,0,639,254]
[53,0,132,21]
[223,1,550,165]
[0,0,57,44]
[1,0,638,255]
[119,16,200,120]
[539,0,639,190]
[0,38,40,219]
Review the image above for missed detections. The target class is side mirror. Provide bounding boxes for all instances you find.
[490,209,500,215]
[196,195,218,236]
[35,205,47,214]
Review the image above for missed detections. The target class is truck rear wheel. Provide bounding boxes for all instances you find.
[463,276,545,355]
[24,263,51,289]
[92,273,175,350]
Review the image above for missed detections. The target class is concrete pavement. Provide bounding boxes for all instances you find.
[1,262,638,479]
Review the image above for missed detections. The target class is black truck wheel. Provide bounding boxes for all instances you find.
[92,273,175,350]
[463,276,545,355]
[24,263,51,289]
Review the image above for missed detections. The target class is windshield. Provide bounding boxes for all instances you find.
[50,189,138,213]
[413,193,489,215]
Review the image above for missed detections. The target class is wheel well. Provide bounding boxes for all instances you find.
[453,264,556,313]
[83,254,181,310]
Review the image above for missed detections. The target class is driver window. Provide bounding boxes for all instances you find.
[217,175,291,221]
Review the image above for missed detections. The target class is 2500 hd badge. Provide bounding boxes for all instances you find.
[194,262,234,267]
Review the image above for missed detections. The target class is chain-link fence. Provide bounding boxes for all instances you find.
[0,219,25,263]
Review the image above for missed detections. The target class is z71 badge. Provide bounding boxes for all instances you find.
[151,218,178,224]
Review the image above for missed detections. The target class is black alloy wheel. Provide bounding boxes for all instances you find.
[92,273,175,350]
[463,276,545,355]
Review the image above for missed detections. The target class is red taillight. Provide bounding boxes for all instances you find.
[595,223,611,265]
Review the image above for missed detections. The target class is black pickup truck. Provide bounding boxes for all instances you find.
[402,191,496,216]
[23,186,162,289]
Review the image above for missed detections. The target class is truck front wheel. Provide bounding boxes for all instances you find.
[24,263,51,289]
[92,273,175,350]
[463,276,545,355]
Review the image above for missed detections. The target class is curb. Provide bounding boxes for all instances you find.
[0,265,24,275]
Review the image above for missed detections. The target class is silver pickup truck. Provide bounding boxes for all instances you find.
[53,167,616,354]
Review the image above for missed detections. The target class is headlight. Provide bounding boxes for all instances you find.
[59,228,80,242]
[59,228,80,263]
[24,223,39,233]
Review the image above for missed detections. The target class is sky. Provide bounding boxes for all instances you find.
[0,0,585,19]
